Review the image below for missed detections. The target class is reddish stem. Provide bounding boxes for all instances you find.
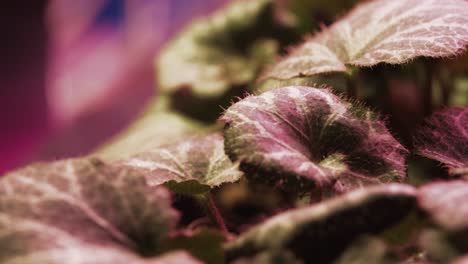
[205,193,229,233]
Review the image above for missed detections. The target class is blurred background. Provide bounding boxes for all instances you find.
[0,0,228,174]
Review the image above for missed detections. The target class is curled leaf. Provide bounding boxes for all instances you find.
[121,133,243,195]
[0,159,197,264]
[414,107,468,178]
[221,86,408,193]
[225,184,417,263]
[263,0,468,80]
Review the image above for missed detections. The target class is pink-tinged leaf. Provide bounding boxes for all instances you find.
[454,255,468,264]
[221,86,408,193]
[414,107,468,178]
[263,0,468,80]
[226,184,417,263]
[0,159,200,264]
[418,180,468,231]
[120,133,243,195]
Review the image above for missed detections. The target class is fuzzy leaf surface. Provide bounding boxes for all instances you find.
[0,159,193,264]
[221,86,407,193]
[157,0,293,98]
[263,0,468,80]
[225,184,417,263]
[418,180,468,231]
[121,133,243,195]
[414,107,468,177]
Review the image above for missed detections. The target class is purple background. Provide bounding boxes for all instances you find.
[0,0,227,174]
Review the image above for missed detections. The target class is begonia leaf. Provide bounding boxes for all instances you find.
[414,107,468,178]
[418,180,468,231]
[221,86,408,193]
[262,0,468,81]
[0,159,200,264]
[225,184,417,263]
[120,133,243,195]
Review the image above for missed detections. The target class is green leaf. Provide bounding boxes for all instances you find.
[159,229,225,264]
[418,229,461,264]
[120,133,243,195]
[262,0,468,81]
[333,236,389,264]
[225,184,417,263]
[156,0,297,121]
[285,0,360,35]
[157,0,294,98]
[96,97,206,161]
[221,86,408,193]
[0,159,200,264]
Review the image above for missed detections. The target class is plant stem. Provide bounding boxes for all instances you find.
[347,68,361,99]
[423,63,434,115]
[197,193,229,233]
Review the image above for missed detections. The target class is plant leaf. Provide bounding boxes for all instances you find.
[157,0,294,98]
[418,229,461,264]
[454,256,468,264]
[333,236,389,264]
[0,158,195,264]
[263,0,468,80]
[120,133,243,195]
[414,107,468,178]
[418,180,468,231]
[97,97,206,161]
[225,184,417,263]
[159,229,225,264]
[221,86,408,193]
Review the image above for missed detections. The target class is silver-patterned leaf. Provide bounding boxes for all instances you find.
[263,0,468,80]
[0,158,196,264]
[120,133,243,195]
[221,86,408,193]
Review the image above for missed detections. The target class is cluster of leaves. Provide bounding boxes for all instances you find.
[1,0,468,263]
